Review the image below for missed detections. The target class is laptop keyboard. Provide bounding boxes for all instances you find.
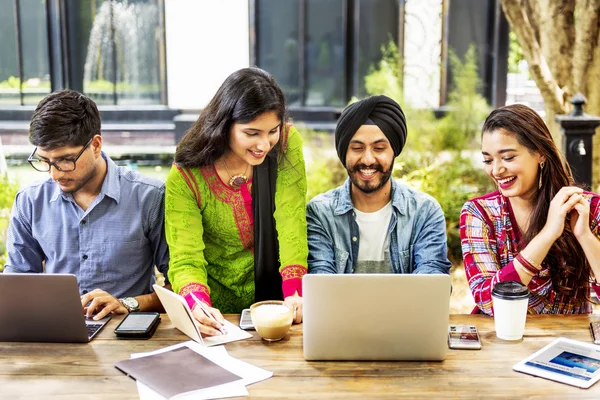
[86,323,103,338]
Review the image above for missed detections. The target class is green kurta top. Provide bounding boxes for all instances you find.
[165,126,308,313]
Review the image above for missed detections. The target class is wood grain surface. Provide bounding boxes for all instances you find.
[2,314,600,399]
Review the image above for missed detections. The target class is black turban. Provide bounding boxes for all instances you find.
[335,95,407,164]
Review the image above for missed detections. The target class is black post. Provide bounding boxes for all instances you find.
[13,0,25,105]
[556,93,600,188]
[46,0,68,91]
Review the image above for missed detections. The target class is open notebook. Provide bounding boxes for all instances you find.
[153,284,251,346]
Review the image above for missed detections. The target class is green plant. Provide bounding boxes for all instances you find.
[299,125,347,201]
[306,156,346,202]
[508,30,525,74]
[364,40,404,105]
[362,41,439,153]
[0,76,51,90]
[437,45,490,151]
[0,176,19,272]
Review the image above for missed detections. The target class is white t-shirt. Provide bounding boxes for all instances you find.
[354,201,393,263]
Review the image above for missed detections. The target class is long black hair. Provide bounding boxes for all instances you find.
[482,104,588,304]
[175,67,288,168]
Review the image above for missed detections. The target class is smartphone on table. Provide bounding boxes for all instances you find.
[114,312,161,339]
[239,308,254,330]
[448,325,481,350]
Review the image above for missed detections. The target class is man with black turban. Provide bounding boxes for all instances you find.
[306,95,451,275]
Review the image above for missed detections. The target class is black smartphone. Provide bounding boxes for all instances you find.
[448,325,482,350]
[590,322,600,345]
[114,312,161,339]
[239,308,254,330]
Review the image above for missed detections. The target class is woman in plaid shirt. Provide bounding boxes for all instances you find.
[460,104,600,315]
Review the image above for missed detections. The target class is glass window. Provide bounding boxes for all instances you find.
[0,0,21,105]
[257,0,300,106]
[305,0,344,107]
[357,0,399,98]
[255,0,399,108]
[115,0,163,105]
[20,0,51,105]
[68,0,163,105]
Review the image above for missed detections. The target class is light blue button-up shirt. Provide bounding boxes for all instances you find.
[4,153,170,298]
[307,178,451,275]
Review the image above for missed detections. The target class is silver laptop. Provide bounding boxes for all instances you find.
[0,273,111,343]
[303,274,451,361]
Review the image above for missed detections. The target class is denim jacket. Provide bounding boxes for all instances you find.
[307,178,451,275]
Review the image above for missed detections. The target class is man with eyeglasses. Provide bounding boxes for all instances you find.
[4,89,170,320]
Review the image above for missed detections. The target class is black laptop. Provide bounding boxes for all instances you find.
[0,273,111,343]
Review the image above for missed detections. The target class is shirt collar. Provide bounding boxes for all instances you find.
[49,152,120,204]
[334,177,406,216]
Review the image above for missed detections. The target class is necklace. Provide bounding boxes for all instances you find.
[222,159,249,189]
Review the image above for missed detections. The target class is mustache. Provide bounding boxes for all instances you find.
[348,163,385,174]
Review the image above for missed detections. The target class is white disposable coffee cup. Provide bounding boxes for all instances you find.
[491,281,529,340]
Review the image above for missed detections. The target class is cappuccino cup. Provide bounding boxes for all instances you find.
[491,281,530,341]
[250,300,293,342]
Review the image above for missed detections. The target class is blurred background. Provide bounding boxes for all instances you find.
[2,0,599,312]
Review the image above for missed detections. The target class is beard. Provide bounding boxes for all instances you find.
[57,164,97,194]
[346,162,393,194]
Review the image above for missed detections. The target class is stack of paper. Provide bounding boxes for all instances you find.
[117,341,272,399]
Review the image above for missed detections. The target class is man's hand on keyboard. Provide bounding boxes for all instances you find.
[81,289,127,320]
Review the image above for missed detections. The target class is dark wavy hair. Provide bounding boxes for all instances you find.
[482,104,589,304]
[175,67,288,168]
[29,89,101,150]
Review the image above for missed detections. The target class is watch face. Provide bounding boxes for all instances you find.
[122,297,139,311]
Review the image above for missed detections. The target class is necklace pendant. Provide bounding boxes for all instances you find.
[229,174,248,189]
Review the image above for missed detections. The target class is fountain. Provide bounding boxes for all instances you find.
[83,1,160,105]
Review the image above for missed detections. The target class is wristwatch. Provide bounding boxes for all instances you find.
[119,297,140,313]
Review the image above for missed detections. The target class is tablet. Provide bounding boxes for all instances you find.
[513,337,600,389]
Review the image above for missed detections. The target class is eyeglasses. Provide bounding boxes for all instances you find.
[28,137,95,172]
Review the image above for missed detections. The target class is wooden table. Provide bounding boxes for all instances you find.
[2,314,600,399]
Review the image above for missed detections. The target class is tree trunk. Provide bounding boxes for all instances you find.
[501,0,600,189]
[501,0,569,115]
[588,44,600,191]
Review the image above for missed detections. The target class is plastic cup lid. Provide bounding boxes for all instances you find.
[491,281,529,300]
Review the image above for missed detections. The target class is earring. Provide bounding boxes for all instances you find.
[538,161,545,189]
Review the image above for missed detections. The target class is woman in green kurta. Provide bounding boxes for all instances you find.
[165,67,308,337]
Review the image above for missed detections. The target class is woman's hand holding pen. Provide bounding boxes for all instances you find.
[190,293,227,337]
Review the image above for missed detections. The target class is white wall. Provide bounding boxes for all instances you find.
[165,0,250,109]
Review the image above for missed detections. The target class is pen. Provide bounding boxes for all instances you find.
[190,292,228,335]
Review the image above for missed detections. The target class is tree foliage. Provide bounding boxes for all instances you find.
[437,45,490,150]
[0,176,19,272]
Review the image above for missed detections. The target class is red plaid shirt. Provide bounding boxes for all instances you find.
[460,190,600,315]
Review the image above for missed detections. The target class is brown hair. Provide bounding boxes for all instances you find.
[482,104,589,304]
[29,89,101,150]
